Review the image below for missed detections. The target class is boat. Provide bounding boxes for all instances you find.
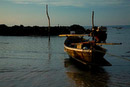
[60,29,121,66]
[60,34,111,66]
[59,11,121,66]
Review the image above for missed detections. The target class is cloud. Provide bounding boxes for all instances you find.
[8,0,130,7]
[84,0,130,7]
[7,0,86,7]
[8,0,46,4]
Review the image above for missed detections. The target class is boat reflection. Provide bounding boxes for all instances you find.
[64,58,110,87]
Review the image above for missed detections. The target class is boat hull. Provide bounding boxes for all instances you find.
[64,44,107,65]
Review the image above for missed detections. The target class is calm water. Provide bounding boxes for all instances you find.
[0,25,130,87]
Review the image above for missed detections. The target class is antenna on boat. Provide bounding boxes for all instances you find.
[46,4,50,42]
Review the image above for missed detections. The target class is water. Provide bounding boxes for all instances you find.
[0,25,130,87]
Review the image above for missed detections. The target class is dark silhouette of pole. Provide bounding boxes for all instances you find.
[92,11,94,40]
[92,11,94,29]
[46,4,51,61]
[92,11,95,63]
[46,4,50,42]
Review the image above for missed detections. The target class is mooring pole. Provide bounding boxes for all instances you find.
[46,4,50,42]
[46,4,51,60]
[92,11,95,64]
[92,11,94,41]
[92,11,94,29]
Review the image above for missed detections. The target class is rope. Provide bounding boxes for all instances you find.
[94,49,130,61]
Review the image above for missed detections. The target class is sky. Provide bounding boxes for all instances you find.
[0,0,130,26]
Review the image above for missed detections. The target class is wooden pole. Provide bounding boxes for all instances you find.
[96,43,122,45]
[46,4,51,60]
[92,11,94,41]
[92,11,95,62]
[92,11,94,29]
[46,4,50,42]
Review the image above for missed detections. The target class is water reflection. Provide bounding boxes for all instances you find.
[64,59,110,87]
[48,40,51,61]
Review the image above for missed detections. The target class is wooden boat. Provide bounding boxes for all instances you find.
[62,34,110,66]
[59,33,121,66]
[59,11,121,66]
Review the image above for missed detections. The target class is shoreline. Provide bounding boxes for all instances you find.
[0,24,89,36]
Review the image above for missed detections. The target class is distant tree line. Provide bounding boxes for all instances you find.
[0,24,91,36]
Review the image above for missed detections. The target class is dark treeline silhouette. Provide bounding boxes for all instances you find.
[0,24,90,36]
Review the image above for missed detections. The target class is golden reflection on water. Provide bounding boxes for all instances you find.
[64,59,110,87]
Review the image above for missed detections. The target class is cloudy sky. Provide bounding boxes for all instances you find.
[0,0,130,26]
